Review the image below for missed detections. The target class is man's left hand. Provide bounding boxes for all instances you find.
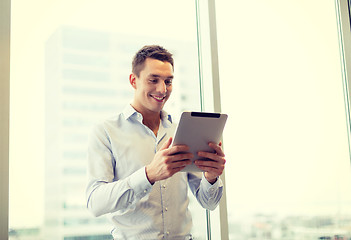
[194,142,226,184]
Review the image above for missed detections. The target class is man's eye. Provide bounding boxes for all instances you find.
[149,79,157,83]
[165,80,172,85]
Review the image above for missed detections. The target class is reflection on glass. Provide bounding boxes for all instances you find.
[10,1,206,239]
[216,0,351,239]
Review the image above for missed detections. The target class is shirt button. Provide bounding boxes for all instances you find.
[166,231,170,235]
[162,184,166,188]
[165,207,168,211]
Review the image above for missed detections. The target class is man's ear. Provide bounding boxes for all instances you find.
[129,73,137,89]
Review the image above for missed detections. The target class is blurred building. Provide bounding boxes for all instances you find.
[44,26,199,240]
[9,227,42,240]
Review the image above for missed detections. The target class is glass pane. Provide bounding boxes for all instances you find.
[216,0,351,239]
[9,1,207,239]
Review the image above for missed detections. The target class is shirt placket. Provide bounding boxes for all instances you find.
[156,124,171,239]
[160,180,170,239]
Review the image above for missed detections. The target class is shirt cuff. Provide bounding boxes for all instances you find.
[201,174,223,194]
[128,167,153,199]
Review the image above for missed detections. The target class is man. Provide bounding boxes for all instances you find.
[86,45,226,240]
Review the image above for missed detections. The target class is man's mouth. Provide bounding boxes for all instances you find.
[151,95,166,102]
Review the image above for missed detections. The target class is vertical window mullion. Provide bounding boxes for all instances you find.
[195,0,229,239]
[0,0,10,239]
[336,0,351,164]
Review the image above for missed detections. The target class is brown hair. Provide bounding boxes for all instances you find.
[132,45,174,77]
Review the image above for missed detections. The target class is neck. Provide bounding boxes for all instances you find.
[130,103,161,136]
[143,115,161,136]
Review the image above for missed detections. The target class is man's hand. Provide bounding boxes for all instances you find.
[195,142,226,184]
[146,137,193,184]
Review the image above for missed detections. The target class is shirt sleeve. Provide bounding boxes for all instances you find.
[187,172,224,211]
[86,124,152,217]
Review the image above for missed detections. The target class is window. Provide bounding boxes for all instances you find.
[9,1,207,239]
[216,0,351,239]
[5,0,351,239]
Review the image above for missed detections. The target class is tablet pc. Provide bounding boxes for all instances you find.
[172,111,228,172]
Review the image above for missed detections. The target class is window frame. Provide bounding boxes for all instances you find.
[0,0,10,239]
[195,0,229,239]
[337,0,351,163]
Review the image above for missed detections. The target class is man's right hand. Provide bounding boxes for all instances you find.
[145,137,193,184]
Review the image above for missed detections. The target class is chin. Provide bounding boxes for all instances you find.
[153,104,166,113]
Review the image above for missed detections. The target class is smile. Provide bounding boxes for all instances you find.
[151,95,166,102]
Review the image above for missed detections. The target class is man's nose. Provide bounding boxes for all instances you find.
[157,81,167,94]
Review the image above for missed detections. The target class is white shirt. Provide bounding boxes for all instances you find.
[86,104,223,240]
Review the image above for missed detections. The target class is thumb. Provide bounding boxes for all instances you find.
[159,137,173,151]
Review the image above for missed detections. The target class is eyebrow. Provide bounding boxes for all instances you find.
[149,74,174,79]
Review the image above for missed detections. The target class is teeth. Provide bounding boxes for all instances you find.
[153,96,164,100]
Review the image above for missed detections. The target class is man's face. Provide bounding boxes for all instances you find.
[130,58,174,115]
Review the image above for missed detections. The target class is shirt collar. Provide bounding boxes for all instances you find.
[122,104,173,126]
[160,109,173,128]
[122,104,139,120]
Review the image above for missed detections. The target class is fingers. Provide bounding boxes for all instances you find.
[160,141,193,167]
[158,155,192,178]
[195,157,225,178]
[160,137,173,151]
[197,142,225,160]
[169,152,193,163]
[167,144,191,156]
[159,137,191,155]
[197,151,225,163]
[195,157,225,169]
[171,159,192,169]
[195,153,225,171]
[195,142,226,177]
[208,142,225,157]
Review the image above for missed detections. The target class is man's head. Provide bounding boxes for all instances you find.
[132,45,174,77]
[130,45,174,116]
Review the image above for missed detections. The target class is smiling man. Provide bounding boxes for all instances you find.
[86,45,226,240]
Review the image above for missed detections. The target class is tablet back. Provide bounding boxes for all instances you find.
[172,112,228,172]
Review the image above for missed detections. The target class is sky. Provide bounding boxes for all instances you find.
[9,0,351,230]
